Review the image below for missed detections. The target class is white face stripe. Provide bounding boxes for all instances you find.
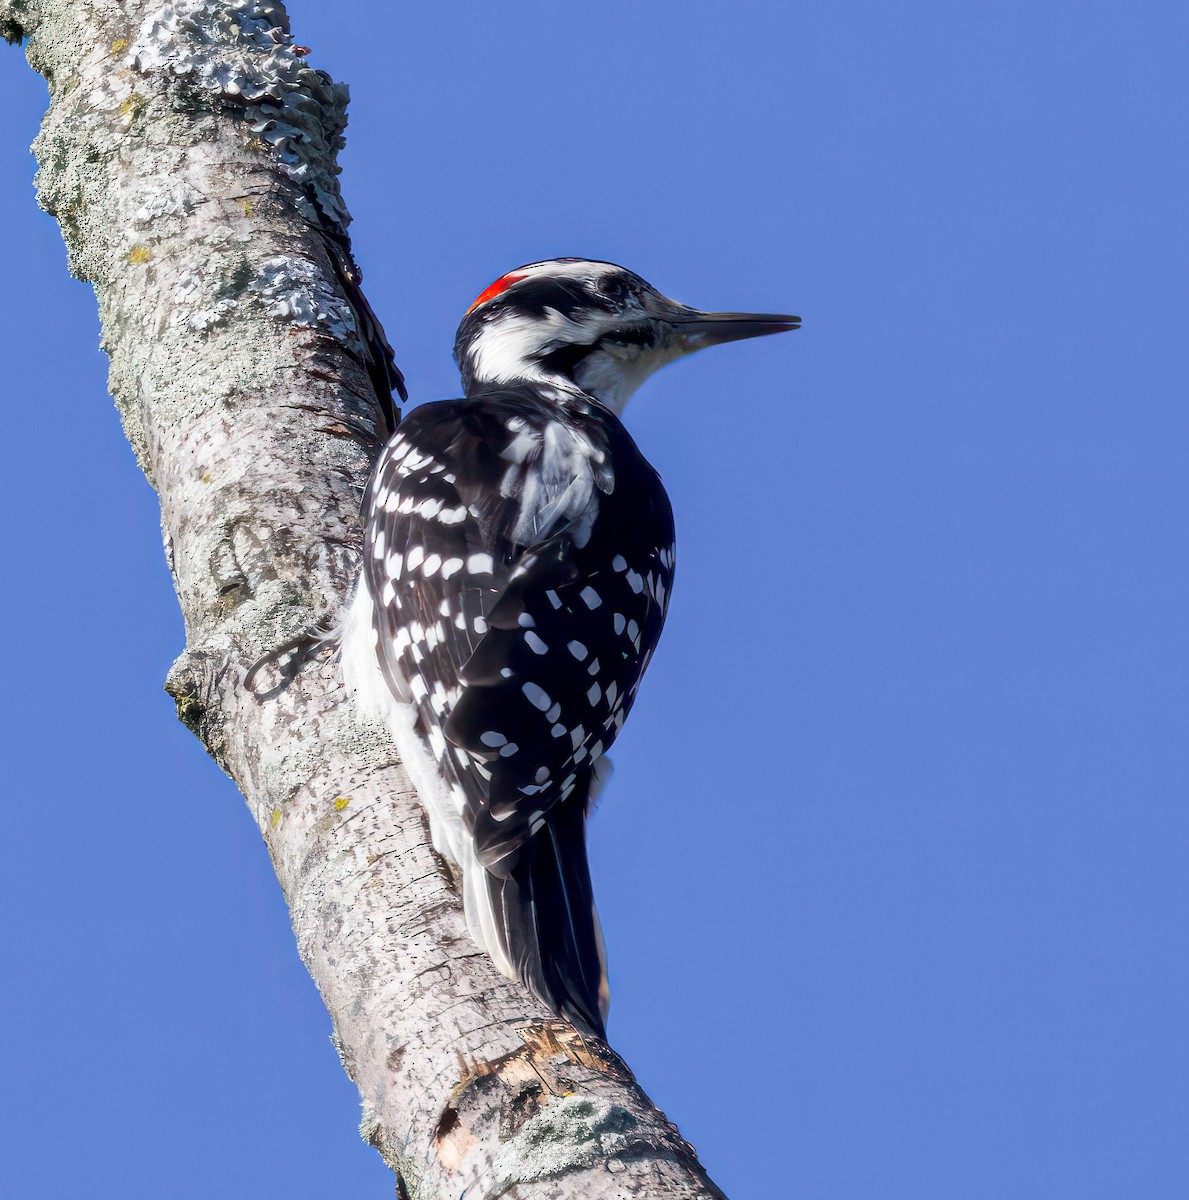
[511,258,618,284]
[467,308,580,391]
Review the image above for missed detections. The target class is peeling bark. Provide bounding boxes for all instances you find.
[1,2,728,1196]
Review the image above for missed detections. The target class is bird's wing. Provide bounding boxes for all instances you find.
[362,395,674,874]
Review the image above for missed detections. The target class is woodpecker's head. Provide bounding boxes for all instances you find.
[454,258,799,413]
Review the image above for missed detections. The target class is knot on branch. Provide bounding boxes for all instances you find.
[1,6,26,45]
[165,646,230,762]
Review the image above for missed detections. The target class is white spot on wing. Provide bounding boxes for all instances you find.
[428,725,447,759]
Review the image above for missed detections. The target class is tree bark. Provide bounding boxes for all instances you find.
[0,2,727,1196]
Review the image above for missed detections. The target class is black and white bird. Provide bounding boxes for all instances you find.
[341,258,797,1037]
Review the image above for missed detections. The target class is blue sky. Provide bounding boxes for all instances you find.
[1,3,1186,1197]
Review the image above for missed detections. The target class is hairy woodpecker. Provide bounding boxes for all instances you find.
[341,258,798,1037]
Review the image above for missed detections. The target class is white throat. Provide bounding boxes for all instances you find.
[572,344,683,416]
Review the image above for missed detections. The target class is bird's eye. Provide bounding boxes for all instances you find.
[599,274,630,303]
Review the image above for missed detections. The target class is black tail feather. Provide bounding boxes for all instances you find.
[484,794,607,1039]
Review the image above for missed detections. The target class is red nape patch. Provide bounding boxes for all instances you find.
[465,271,528,316]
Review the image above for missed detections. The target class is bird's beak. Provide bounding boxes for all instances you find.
[663,305,801,352]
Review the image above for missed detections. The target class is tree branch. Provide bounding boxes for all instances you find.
[1,2,728,1196]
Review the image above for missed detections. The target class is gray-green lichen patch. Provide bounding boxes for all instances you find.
[128,0,351,231]
[172,266,240,331]
[491,1096,648,1191]
[252,255,360,346]
[130,177,198,227]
